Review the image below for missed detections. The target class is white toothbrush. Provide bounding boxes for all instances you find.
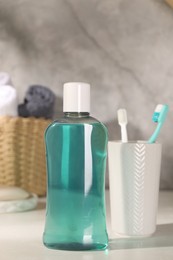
[117,108,128,143]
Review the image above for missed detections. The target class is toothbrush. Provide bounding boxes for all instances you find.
[117,108,128,143]
[148,104,169,144]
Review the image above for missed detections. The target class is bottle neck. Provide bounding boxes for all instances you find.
[64,112,90,118]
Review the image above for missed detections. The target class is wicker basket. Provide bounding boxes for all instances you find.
[0,116,51,196]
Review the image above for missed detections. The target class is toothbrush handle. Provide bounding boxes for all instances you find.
[121,125,128,143]
[148,123,162,144]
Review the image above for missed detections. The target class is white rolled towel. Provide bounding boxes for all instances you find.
[0,72,12,86]
[0,85,18,116]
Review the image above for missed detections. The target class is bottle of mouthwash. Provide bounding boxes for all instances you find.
[43,82,108,251]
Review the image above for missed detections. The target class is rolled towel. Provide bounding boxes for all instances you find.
[0,72,12,86]
[0,85,18,116]
[18,85,55,119]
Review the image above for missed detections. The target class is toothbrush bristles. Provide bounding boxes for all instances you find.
[152,104,163,122]
[155,104,163,113]
[117,108,128,143]
[117,109,128,125]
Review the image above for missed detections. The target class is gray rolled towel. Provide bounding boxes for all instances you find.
[18,85,55,119]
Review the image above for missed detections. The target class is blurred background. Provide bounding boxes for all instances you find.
[1,0,173,189]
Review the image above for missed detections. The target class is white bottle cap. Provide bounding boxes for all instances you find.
[63,82,90,112]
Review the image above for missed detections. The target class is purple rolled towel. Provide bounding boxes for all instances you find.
[18,85,55,119]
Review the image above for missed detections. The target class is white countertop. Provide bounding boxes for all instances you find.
[1,191,173,260]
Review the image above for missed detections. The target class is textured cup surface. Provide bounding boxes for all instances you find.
[108,141,162,237]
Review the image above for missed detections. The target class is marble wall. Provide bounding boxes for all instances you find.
[1,0,173,188]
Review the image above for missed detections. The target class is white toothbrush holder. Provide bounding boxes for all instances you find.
[108,141,162,237]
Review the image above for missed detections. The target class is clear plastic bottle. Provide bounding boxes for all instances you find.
[43,82,108,250]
